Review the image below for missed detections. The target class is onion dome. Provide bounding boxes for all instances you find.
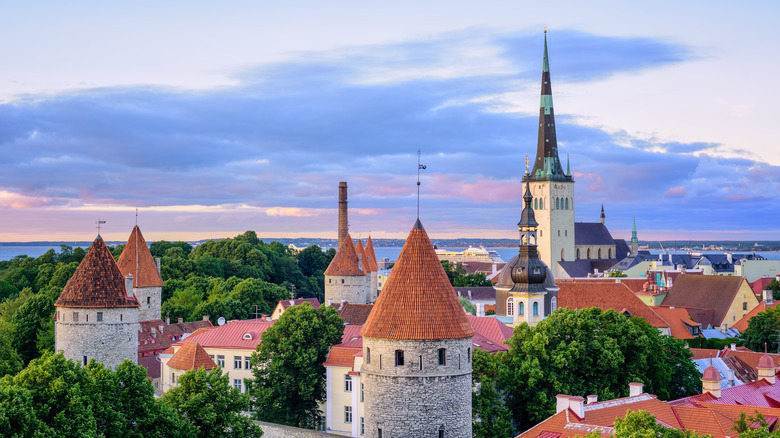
[167,342,217,371]
[324,233,365,276]
[116,226,163,288]
[55,236,140,308]
[361,219,474,340]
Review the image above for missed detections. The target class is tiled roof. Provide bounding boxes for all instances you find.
[650,306,700,339]
[454,287,496,301]
[671,376,780,408]
[138,355,162,380]
[692,357,757,388]
[323,346,361,368]
[167,342,217,371]
[116,226,164,288]
[137,319,213,354]
[280,298,321,309]
[324,234,365,277]
[719,348,780,372]
[574,222,615,246]
[751,278,777,296]
[365,237,379,272]
[660,275,747,327]
[55,236,140,308]
[733,302,778,332]
[556,278,647,294]
[339,325,365,348]
[339,303,374,325]
[466,315,513,347]
[355,240,370,273]
[361,219,474,340]
[690,348,720,360]
[173,319,274,350]
[557,282,667,328]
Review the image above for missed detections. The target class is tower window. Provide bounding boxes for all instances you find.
[519,302,525,316]
[366,348,370,364]
[73,312,79,322]
[86,314,88,322]
[83,356,87,366]
[97,312,103,322]
[419,355,423,370]
[565,198,569,210]
[534,198,538,210]
[341,279,344,284]
[558,230,560,237]
[120,314,123,321]
[468,348,471,362]
[438,348,446,366]
[395,350,404,366]
[533,302,539,316]
[507,298,514,316]
[439,425,445,438]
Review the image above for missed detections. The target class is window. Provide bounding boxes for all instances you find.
[439,425,445,438]
[329,279,331,283]
[586,249,591,259]
[419,355,423,370]
[551,297,558,312]
[341,279,345,284]
[344,406,353,424]
[556,198,560,209]
[608,248,612,258]
[507,298,514,316]
[171,372,175,383]
[558,230,560,237]
[147,296,151,308]
[467,348,471,362]
[361,383,364,402]
[120,313,123,321]
[565,198,569,210]
[598,249,602,259]
[86,313,89,322]
[438,348,446,366]
[519,302,525,316]
[395,350,404,366]
[97,312,103,322]
[379,354,382,369]
[540,198,544,210]
[366,348,370,364]
[378,428,382,438]
[345,375,352,392]
[83,356,87,366]
[361,417,364,435]
[245,356,251,369]
[533,302,539,316]
[565,229,567,236]
[234,356,242,369]
[534,198,538,209]
[743,302,748,311]
[73,312,79,322]
[233,379,242,393]
[217,355,225,367]
[576,249,580,259]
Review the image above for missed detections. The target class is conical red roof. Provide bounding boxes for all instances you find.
[355,240,370,273]
[117,226,163,288]
[361,220,474,340]
[365,236,379,272]
[55,236,140,308]
[324,234,365,276]
[167,342,217,371]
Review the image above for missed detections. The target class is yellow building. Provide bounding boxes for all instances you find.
[659,275,759,329]
[324,325,365,436]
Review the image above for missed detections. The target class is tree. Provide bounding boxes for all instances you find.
[249,303,343,428]
[472,349,513,438]
[609,270,628,277]
[732,410,780,438]
[459,296,476,315]
[584,409,712,438]
[163,367,262,438]
[742,307,780,352]
[10,291,55,364]
[0,322,22,377]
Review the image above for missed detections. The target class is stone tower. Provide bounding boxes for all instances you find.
[117,225,164,321]
[338,181,348,248]
[631,216,639,255]
[355,239,378,302]
[525,31,575,279]
[324,233,369,304]
[55,235,140,369]
[365,236,379,301]
[495,178,557,326]
[361,219,474,438]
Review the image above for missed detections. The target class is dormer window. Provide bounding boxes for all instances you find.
[242,333,253,340]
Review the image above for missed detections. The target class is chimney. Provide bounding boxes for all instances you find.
[468,290,472,300]
[165,314,170,325]
[475,303,484,317]
[727,253,733,264]
[629,382,643,397]
[727,370,735,387]
[731,343,736,351]
[720,323,728,335]
[178,317,183,324]
[568,396,584,418]
[124,275,134,299]
[587,395,598,404]
[555,394,570,413]
[767,290,776,305]
[492,263,497,274]
[338,182,348,248]
[151,327,157,338]
[202,315,209,322]
[155,257,161,274]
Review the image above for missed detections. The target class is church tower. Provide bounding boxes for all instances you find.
[117,226,164,321]
[55,235,140,369]
[361,219,474,437]
[525,31,574,279]
[631,216,639,255]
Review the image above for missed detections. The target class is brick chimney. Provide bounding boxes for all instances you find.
[124,274,134,299]
[587,395,598,404]
[555,395,584,418]
[202,315,209,322]
[629,382,643,397]
[338,182,348,248]
[178,317,183,323]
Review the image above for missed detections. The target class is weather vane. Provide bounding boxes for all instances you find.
[417,148,427,219]
[96,219,106,235]
[525,154,530,175]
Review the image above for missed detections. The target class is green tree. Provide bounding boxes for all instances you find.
[0,322,23,377]
[586,409,712,438]
[163,367,262,438]
[459,296,476,315]
[11,291,55,364]
[742,307,780,352]
[472,349,513,438]
[296,245,330,277]
[732,410,780,438]
[249,303,344,428]
[609,270,628,277]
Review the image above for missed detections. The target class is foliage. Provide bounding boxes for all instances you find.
[742,307,780,352]
[163,367,262,438]
[584,409,712,438]
[249,303,344,428]
[459,296,476,315]
[608,270,628,277]
[732,410,780,438]
[472,349,513,438]
[686,336,742,350]
[0,322,23,377]
[441,260,493,287]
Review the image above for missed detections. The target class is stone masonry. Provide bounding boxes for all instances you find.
[136,285,162,321]
[55,306,138,369]
[325,274,370,305]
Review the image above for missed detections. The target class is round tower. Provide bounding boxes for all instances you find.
[55,235,140,369]
[117,225,164,321]
[324,233,369,305]
[361,219,474,438]
[365,236,380,302]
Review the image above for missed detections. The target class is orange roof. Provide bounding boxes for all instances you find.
[672,406,727,437]
[355,240,370,272]
[720,349,780,371]
[361,219,474,340]
[690,348,720,360]
[55,236,140,308]
[116,226,164,288]
[167,342,217,371]
[733,301,778,332]
[557,282,667,328]
[365,236,379,272]
[323,346,361,368]
[661,275,747,327]
[650,306,700,339]
[324,234,365,276]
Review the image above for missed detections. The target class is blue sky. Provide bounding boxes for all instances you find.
[1,1,779,241]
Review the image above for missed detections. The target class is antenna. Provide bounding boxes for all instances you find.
[525,154,530,176]
[417,148,426,219]
[135,207,138,226]
[96,219,106,235]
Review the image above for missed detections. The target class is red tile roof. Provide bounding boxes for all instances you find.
[324,234,365,276]
[339,303,374,325]
[556,278,648,294]
[339,325,365,348]
[660,275,747,327]
[324,346,361,368]
[137,355,162,380]
[650,306,700,339]
[279,298,321,309]
[355,240,370,273]
[365,237,379,272]
[751,278,777,296]
[557,282,667,328]
[167,342,217,371]
[55,236,140,308]
[137,319,213,355]
[691,348,720,360]
[733,302,778,332]
[466,314,513,347]
[361,220,474,340]
[173,319,274,350]
[719,349,780,372]
[116,226,164,288]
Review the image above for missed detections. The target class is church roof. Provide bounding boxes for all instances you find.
[361,219,474,340]
[365,236,379,272]
[55,236,140,309]
[116,226,164,288]
[574,222,615,246]
[324,234,365,276]
[167,342,217,371]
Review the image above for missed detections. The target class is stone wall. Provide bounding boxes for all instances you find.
[325,274,369,305]
[136,285,162,321]
[362,336,472,438]
[254,422,342,438]
[55,306,138,369]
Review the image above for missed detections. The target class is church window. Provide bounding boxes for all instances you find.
[366,348,370,364]
[587,249,591,259]
[395,350,404,366]
[519,302,525,316]
[561,249,565,261]
[438,348,446,366]
[344,406,352,424]
[598,249,602,259]
[534,198,538,210]
[556,198,560,210]
[565,230,567,236]
[533,302,539,316]
[608,248,612,258]
[540,199,544,210]
[507,298,514,316]
[73,312,79,322]
[565,198,569,210]
[558,230,560,237]
[97,312,103,322]
[345,375,352,392]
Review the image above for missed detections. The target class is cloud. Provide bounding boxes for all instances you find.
[665,186,686,198]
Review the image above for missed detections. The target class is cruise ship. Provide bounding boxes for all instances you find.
[434,246,504,264]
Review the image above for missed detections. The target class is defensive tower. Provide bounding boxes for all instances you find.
[324,233,369,304]
[116,225,164,321]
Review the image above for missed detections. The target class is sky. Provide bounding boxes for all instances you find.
[1,1,779,242]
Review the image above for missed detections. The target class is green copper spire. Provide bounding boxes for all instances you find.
[543,32,550,73]
[631,216,638,244]
[566,153,571,176]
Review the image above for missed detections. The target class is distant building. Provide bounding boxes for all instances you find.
[271,298,320,321]
[660,274,758,329]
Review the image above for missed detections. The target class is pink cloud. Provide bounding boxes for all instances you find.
[664,186,686,198]
[428,174,523,203]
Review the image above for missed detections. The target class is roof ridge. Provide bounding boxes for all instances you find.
[324,233,365,276]
[116,225,164,288]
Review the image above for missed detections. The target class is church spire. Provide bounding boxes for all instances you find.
[600,202,605,225]
[631,216,639,255]
[528,31,571,183]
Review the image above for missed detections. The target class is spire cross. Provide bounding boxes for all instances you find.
[95,219,106,235]
[416,148,427,219]
[525,154,530,175]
